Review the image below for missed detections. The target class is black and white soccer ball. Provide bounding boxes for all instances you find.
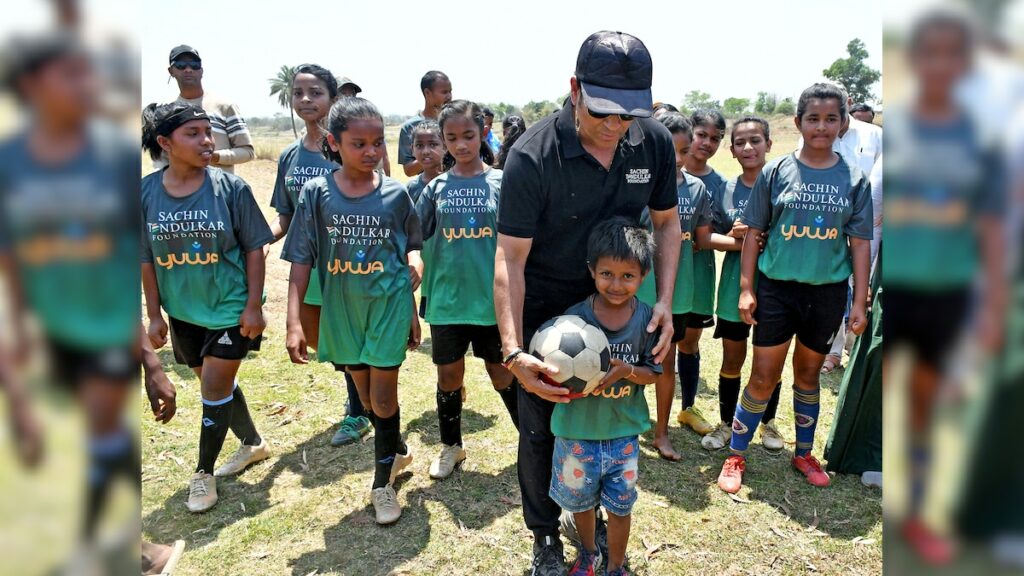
[528,315,611,399]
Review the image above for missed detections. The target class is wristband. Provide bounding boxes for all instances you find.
[502,347,524,368]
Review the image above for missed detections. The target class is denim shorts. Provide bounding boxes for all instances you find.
[549,436,640,516]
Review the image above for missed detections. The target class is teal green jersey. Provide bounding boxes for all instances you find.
[741,154,873,285]
[884,113,1004,289]
[713,178,752,322]
[281,172,422,363]
[0,126,139,349]
[552,297,662,441]
[637,174,710,313]
[416,168,501,325]
[141,167,273,329]
[688,170,723,316]
[270,139,339,306]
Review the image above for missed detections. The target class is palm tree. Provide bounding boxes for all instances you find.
[268,65,297,137]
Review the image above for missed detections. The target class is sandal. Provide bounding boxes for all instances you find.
[820,354,841,374]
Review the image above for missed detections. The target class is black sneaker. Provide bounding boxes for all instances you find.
[531,535,566,576]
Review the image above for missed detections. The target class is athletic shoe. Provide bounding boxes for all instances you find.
[701,422,732,450]
[429,444,467,479]
[214,438,271,477]
[390,448,414,484]
[792,454,830,487]
[186,472,217,513]
[530,535,566,576]
[760,419,785,451]
[903,517,956,566]
[676,406,715,435]
[607,567,633,576]
[371,485,402,524]
[567,545,602,576]
[331,415,372,446]
[717,455,746,494]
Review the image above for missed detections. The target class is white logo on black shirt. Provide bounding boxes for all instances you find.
[626,168,651,184]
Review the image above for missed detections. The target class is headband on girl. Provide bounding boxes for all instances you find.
[156,104,209,136]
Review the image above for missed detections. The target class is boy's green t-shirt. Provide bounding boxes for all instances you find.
[141,167,273,329]
[741,154,873,285]
[416,168,501,325]
[551,297,663,441]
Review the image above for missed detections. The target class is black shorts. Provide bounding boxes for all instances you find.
[752,274,847,355]
[47,339,138,387]
[168,316,262,368]
[418,295,427,319]
[713,318,752,342]
[430,323,503,365]
[884,286,970,368]
[671,313,714,342]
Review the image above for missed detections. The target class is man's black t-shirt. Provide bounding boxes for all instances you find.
[498,101,677,337]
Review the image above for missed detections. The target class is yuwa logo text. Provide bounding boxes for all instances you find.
[442,226,494,242]
[156,252,219,269]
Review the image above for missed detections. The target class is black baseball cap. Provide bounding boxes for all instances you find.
[168,45,200,63]
[338,76,362,94]
[575,31,653,118]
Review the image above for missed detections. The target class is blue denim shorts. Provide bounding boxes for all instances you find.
[549,436,640,516]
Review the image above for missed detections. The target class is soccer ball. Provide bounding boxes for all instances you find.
[528,315,612,399]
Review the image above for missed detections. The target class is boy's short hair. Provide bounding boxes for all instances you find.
[586,217,655,275]
[420,70,448,93]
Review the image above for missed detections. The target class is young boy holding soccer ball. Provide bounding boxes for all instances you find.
[549,217,662,576]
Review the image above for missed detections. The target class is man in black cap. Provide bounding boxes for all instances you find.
[161,44,254,174]
[495,31,680,575]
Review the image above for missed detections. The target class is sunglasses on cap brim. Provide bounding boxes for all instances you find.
[172,60,202,71]
[586,107,635,122]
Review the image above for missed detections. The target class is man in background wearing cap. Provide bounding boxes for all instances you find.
[158,45,254,174]
[336,76,392,176]
[495,31,680,575]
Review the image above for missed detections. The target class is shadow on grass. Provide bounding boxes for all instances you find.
[287,462,519,575]
[405,407,500,446]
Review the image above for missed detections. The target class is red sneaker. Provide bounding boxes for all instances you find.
[717,455,745,494]
[792,454,830,487]
[903,517,956,566]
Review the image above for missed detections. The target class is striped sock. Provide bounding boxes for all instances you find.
[793,386,821,457]
[729,388,768,454]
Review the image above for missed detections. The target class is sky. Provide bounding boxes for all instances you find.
[133,0,886,118]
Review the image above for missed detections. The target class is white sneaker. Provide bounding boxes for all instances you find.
[760,419,785,451]
[429,444,467,479]
[701,422,732,450]
[186,472,217,513]
[214,438,271,477]
[371,485,402,524]
[390,449,414,484]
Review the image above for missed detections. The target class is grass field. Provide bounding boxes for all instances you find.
[140,116,882,575]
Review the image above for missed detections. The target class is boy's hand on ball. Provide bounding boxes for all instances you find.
[147,316,168,349]
[594,359,631,394]
[286,326,309,364]
[847,304,867,336]
[512,353,569,403]
[239,305,266,339]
